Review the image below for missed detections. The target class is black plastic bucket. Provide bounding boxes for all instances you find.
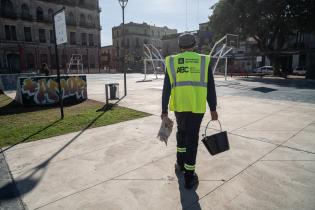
[201,120,230,156]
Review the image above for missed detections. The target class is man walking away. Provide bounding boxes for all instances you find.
[161,33,218,189]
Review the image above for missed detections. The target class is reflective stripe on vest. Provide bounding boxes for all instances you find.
[169,55,207,87]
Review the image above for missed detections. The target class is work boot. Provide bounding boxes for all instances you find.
[175,162,185,173]
[184,173,199,189]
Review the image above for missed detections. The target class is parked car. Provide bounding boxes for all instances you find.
[253,66,274,74]
[293,66,306,76]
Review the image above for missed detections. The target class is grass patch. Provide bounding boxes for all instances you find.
[0,93,150,148]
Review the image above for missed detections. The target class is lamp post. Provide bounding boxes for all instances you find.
[118,0,128,96]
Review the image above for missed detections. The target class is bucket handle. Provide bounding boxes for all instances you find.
[203,120,222,137]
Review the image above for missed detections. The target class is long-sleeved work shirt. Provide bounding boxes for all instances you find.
[162,63,217,114]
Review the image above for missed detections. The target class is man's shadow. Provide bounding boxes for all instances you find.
[175,170,202,210]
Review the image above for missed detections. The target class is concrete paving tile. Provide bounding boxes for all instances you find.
[9,136,176,209]
[37,179,221,210]
[201,113,267,132]
[231,130,296,144]
[196,134,275,181]
[262,146,315,161]
[5,116,162,175]
[283,123,315,153]
[195,161,315,210]
[114,134,274,187]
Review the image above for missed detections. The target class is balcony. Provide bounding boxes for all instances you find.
[67,20,77,27]
[1,11,17,19]
[21,14,33,21]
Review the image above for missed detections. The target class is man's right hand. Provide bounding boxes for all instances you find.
[211,111,218,121]
[161,113,168,120]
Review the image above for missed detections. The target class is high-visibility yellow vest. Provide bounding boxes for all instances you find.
[165,51,211,113]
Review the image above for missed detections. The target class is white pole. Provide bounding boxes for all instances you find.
[225,57,228,81]
[213,44,226,74]
[143,59,147,80]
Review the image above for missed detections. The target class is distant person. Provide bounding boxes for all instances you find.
[161,33,218,189]
[41,63,50,76]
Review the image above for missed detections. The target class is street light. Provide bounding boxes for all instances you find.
[118,0,128,96]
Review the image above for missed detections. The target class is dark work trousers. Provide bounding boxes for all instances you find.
[175,112,204,174]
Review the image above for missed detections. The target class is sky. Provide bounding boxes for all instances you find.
[99,0,219,46]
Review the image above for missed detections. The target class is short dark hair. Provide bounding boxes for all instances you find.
[178,33,196,49]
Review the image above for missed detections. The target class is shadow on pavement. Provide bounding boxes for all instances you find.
[0,104,114,201]
[175,170,202,210]
[239,77,315,89]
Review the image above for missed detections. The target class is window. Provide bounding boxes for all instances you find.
[39,29,46,43]
[21,4,31,20]
[1,0,15,18]
[50,30,54,43]
[5,25,10,40]
[70,32,76,45]
[4,25,17,40]
[90,55,95,68]
[36,7,44,21]
[81,33,87,45]
[48,9,54,22]
[26,54,35,69]
[87,15,93,26]
[40,54,48,65]
[24,27,32,42]
[126,38,129,48]
[88,34,93,46]
[68,12,76,25]
[80,14,86,26]
[82,55,88,68]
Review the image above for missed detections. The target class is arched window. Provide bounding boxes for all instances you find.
[48,8,53,22]
[36,7,44,21]
[87,15,93,26]
[80,14,86,26]
[68,12,76,25]
[126,38,130,48]
[1,0,14,18]
[21,4,30,19]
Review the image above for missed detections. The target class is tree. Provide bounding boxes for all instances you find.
[209,0,315,75]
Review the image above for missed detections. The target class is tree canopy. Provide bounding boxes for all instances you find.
[209,0,315,74]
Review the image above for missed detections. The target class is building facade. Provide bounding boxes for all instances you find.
[0,0,101,74]
[162,22,212,56]
[100,45,117,72]
[112,22,177,72]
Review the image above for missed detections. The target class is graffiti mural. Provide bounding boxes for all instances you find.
[18,75,87,105]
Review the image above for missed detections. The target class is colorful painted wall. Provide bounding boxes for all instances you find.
[17,75,87,105]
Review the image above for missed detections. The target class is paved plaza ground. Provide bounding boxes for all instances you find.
[1,74,315,209]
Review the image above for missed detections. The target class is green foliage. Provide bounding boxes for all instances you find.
[0,94,150,148]
[210,0,314,56]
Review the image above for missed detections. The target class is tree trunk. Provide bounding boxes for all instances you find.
[268,54,282,76]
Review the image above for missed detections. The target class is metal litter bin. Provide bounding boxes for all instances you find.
[105,83,119,104]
